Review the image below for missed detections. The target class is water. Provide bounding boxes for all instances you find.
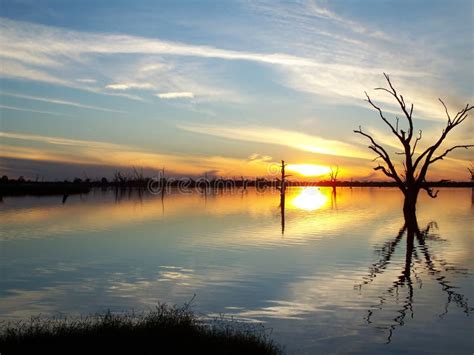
[0,187,473,354]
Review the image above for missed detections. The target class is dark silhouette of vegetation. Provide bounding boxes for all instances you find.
[354,73,473,218]
[279,192,285,235]
[277,161,291,235]
[356,212,472,343]
[328,166,339,186]
[276,160,291,195]
[0,303,282,355]
[0,179,90,196]
[328,166,340,206]
[1,171,472,199]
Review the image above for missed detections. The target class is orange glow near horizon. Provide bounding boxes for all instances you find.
[0,131,471,181]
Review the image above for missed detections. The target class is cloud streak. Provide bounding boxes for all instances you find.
[156,92,194,99]
[0,104,72,117]
[177,123,372,160]
[307,1,391,40]
[0,16,438,109]
[0,17,330,67]
[2,92,126,113]
[0,131,276,177]
[105,82,155,90]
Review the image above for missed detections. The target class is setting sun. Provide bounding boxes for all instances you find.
[286,164,331,177]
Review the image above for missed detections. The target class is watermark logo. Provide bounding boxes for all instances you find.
[146,164,283,195]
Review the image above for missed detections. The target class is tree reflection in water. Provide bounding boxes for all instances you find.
[280,192,285,235]
[356,213,472,343]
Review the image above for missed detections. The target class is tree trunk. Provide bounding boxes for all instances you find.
[403,188,419,222]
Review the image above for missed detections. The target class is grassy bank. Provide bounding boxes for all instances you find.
[0,304,282,355]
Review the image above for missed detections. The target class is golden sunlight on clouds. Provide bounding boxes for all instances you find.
[177,124,373,160]
[0,131,274,177]
[1,130,468,180]
[286,164,331,177]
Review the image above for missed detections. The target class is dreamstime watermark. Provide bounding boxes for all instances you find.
[147,163,285,195]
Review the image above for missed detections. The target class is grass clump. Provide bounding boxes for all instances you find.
[0,303,283,355]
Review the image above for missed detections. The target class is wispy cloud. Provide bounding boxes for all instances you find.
[1,6,471,114]
[247,153,272,163]
[0,131,275,176]
[156,92,194,99]
[0,104,72,117]
[0,131,124,150]
[0,16,437,108]
[0,17,257,102]
[0,17,321,67]
[105,82,154,90]
[307,1,391,40]
[0,59,69,86]
[245,1,470,120]
[2,92,126,114]
[0,16,421,73]
[177,123,372,160]
[76,78,97,84]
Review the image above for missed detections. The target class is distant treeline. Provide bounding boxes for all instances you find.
[1,173,472,197]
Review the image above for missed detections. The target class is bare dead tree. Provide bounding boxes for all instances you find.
[354,73,473,217]
[328,166,340,184]
[277,160,291,195]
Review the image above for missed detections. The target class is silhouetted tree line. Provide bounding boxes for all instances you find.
[1,171,472,197]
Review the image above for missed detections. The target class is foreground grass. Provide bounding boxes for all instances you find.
[0,304,282,355]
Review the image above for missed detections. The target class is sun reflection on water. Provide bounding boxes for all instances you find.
[290,187,328,211]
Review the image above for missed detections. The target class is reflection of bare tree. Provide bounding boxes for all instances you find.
[357,213,472,343]
[280,193,285,235]
[330,187,338,210]
[113,186,145,205]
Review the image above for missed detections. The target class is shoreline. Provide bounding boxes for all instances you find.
[1,180,472,197]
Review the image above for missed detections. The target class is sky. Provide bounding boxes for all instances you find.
[0,0,472,181]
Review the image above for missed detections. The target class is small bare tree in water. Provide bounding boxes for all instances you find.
[354,73,473,218]
[328,166,339,185]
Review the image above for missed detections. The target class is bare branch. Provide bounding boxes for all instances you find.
[365,92,402,141]
[411,130,422,157]
[354,126,405,189]
[414,102,473,179]
[374,164,394,178]
[375,73,414,141]
[328,166,340,182]
[429,145,474,165]
[421,183,439,199]
[438,99,451,124]
[354,126,390,159]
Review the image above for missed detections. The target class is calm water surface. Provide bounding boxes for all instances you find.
[1,187,473,354]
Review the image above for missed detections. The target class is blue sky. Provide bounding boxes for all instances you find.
[0,0,472,180]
